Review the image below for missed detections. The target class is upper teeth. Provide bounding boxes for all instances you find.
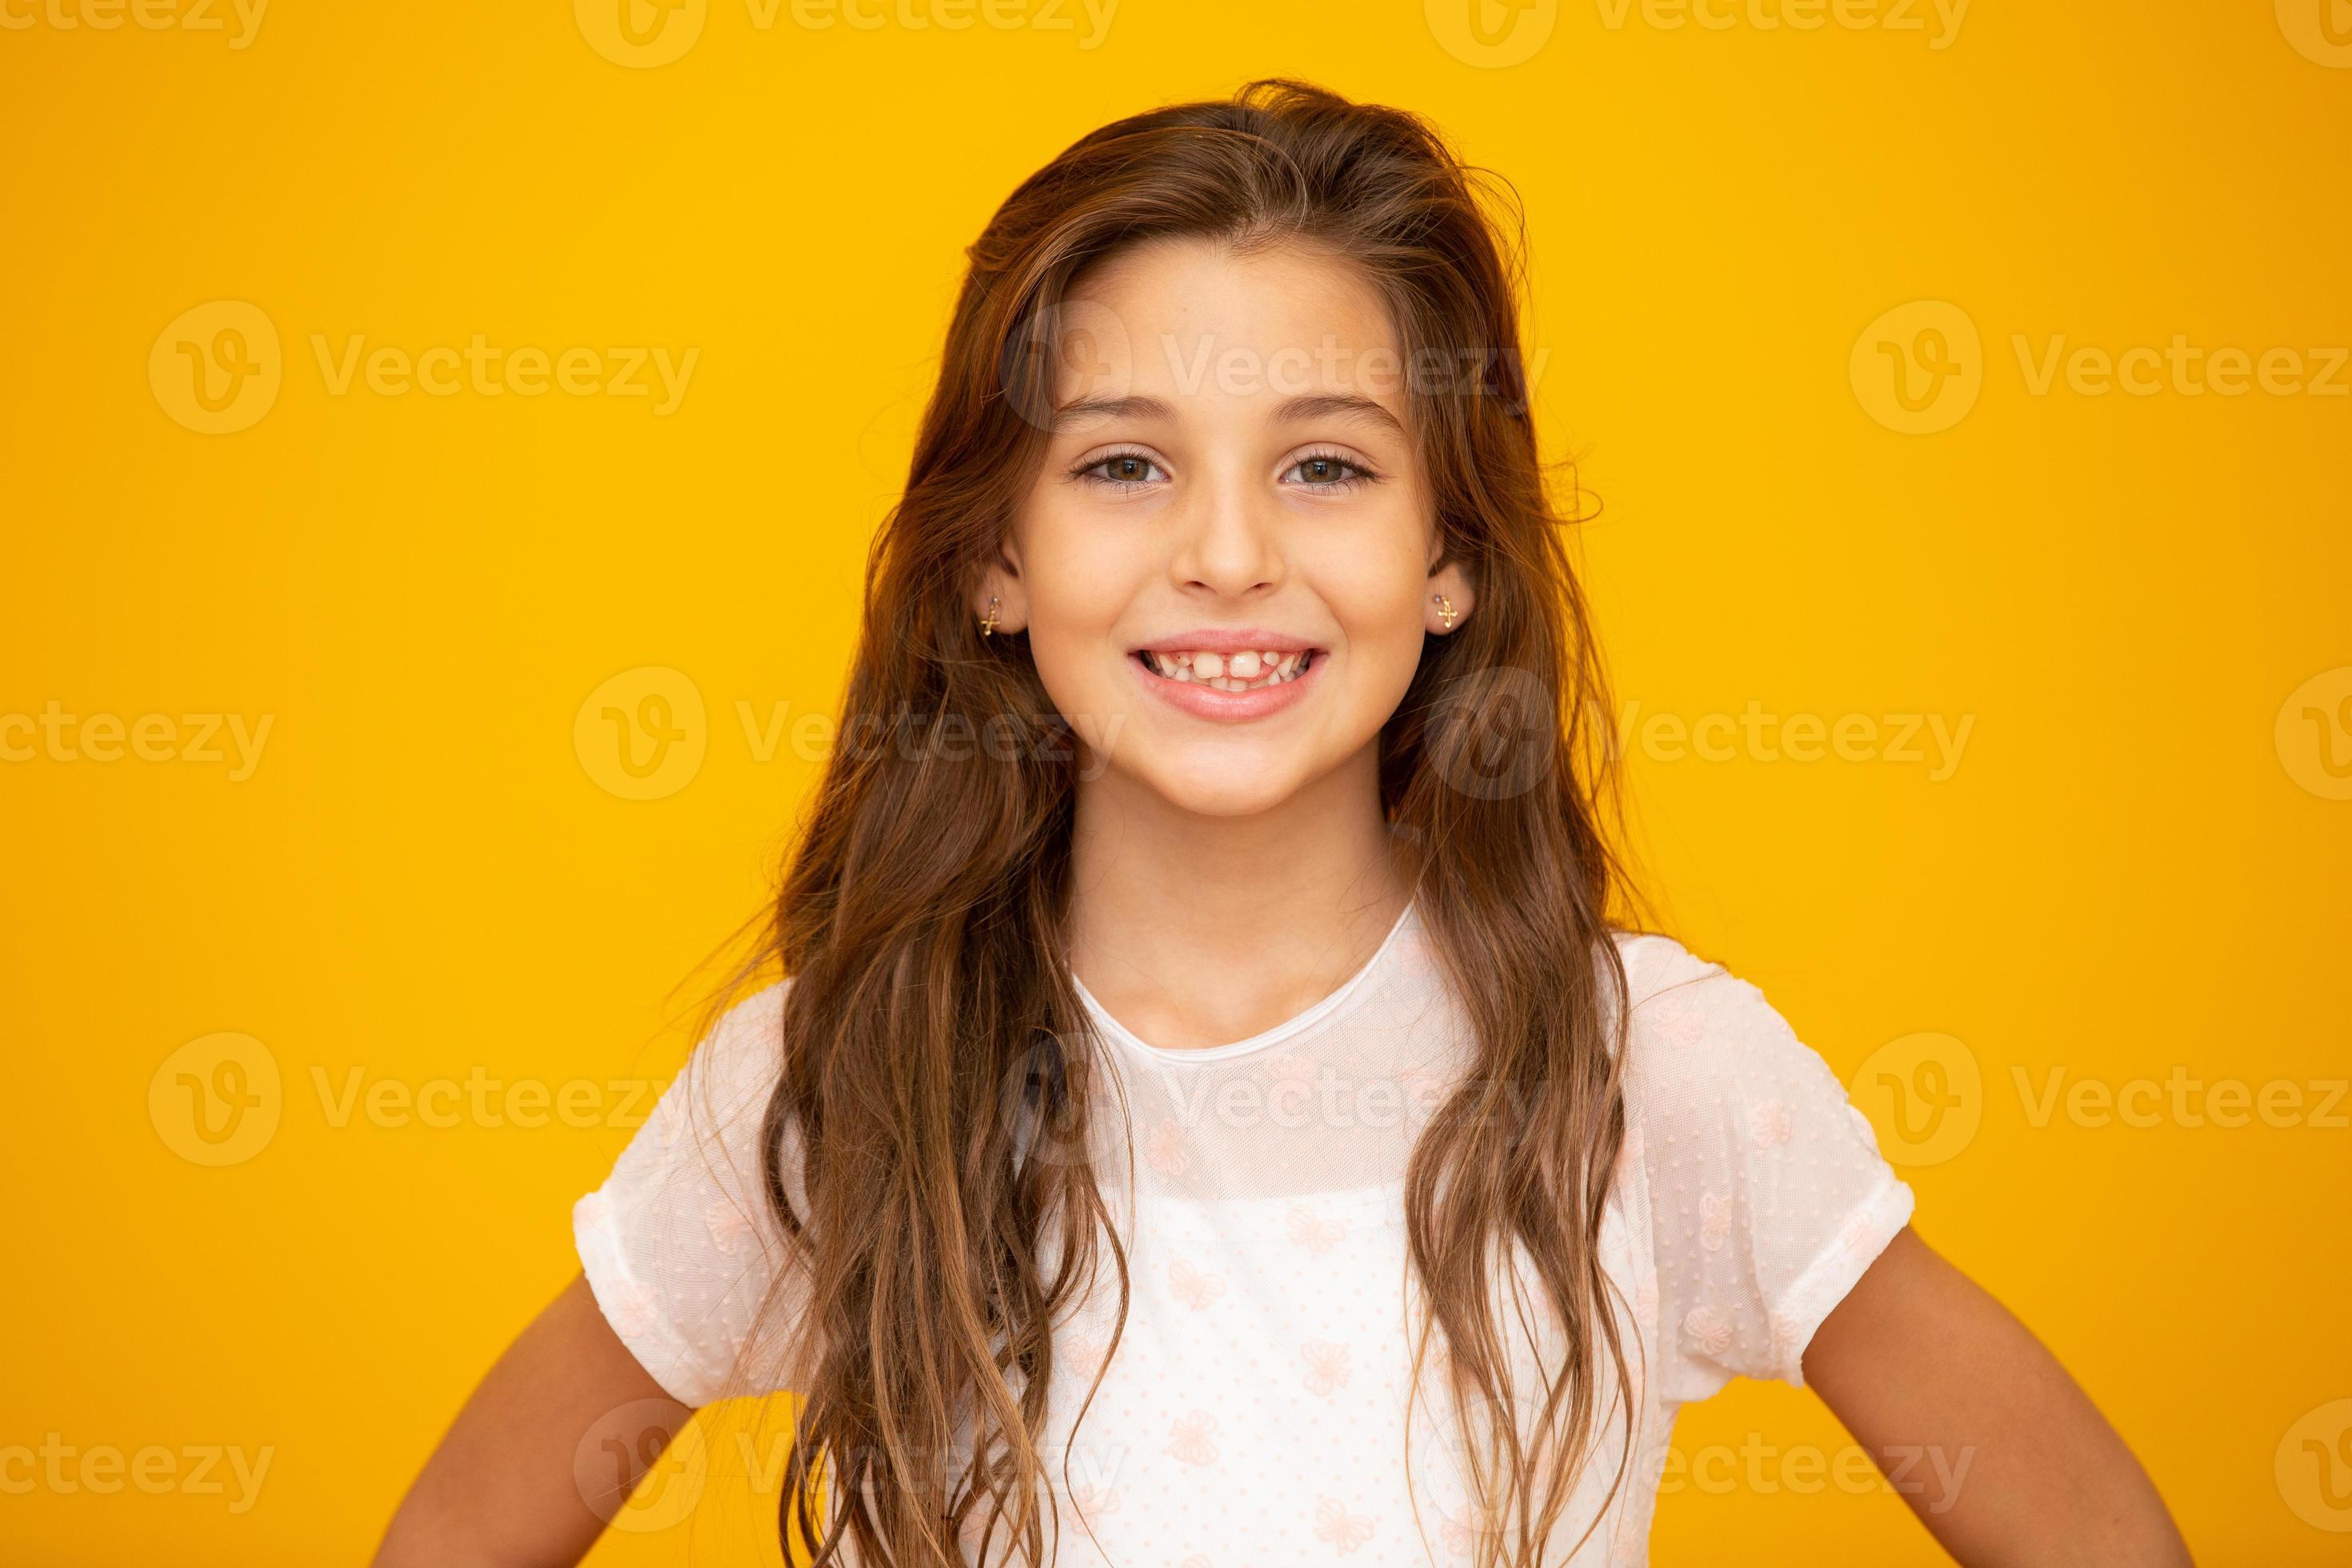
[1144,649,1310,689]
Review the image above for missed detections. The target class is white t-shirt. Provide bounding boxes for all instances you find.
[574,899,1914,1566]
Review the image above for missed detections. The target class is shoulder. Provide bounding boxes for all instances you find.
[1606,930,1855,1121]
[1607,930,1786,1055]
[646,979,794,1149]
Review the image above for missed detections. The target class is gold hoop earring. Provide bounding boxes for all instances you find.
[980,596,1000,637]
[1433,593,1457,631]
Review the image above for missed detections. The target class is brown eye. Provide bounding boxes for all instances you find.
[1283,454,1374,488]
[1078,452,1167,486]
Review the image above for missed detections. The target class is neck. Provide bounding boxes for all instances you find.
[1066,745,1414,1051]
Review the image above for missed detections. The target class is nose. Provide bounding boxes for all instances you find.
[1168,465,1283,599]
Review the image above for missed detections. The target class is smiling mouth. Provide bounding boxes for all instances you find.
[1133,647,1318,692]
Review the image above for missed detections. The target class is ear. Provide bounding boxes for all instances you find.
[973,539,1032,637]
[1424,554,1476,636]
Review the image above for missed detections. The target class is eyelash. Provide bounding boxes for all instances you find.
[1068,447,1385,492]
[1283,449,1382,490]
[1071,449,1168,491]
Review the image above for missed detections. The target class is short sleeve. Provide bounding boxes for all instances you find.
[571,982,814,1406]
[1617,935,1914,1406]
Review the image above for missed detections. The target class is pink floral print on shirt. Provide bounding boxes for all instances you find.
[1286,1203,1345,1255]
[1169,1258,1226,1310]
[1302,1339,1353,1397]
[1313,1496,1375,1554]
[1166,1410,1220,1466]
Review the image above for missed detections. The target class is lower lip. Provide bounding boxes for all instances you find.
[1129,651,1322,722]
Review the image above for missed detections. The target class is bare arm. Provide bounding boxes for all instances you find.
[373,1273,690,1568]
[1803,1226,2191,1566]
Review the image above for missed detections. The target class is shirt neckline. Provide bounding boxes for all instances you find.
[1073,897,1420,1064]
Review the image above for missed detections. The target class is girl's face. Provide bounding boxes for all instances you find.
[981,238,1475,819]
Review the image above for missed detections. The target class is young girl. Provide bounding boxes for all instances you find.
[377,81,2190,1568]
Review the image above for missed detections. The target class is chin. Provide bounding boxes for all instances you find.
[1120,747,1319,820]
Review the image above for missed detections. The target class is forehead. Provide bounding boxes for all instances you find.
[1050,237,1408,415]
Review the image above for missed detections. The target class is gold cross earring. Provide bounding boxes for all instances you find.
[981,596,1000,637]
[1433,593,1456,631]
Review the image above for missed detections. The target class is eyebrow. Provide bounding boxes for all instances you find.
[1050,394,1174,430]
[1047,390,1408,437]
[1274,393,1406,438]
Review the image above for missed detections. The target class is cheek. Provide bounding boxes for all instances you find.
[1015,501,1137,705]
[1317,527,1432,682]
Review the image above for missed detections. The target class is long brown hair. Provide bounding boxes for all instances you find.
[732,78,1642,1567]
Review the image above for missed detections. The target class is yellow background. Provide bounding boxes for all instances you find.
[3,0,2347,1562]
